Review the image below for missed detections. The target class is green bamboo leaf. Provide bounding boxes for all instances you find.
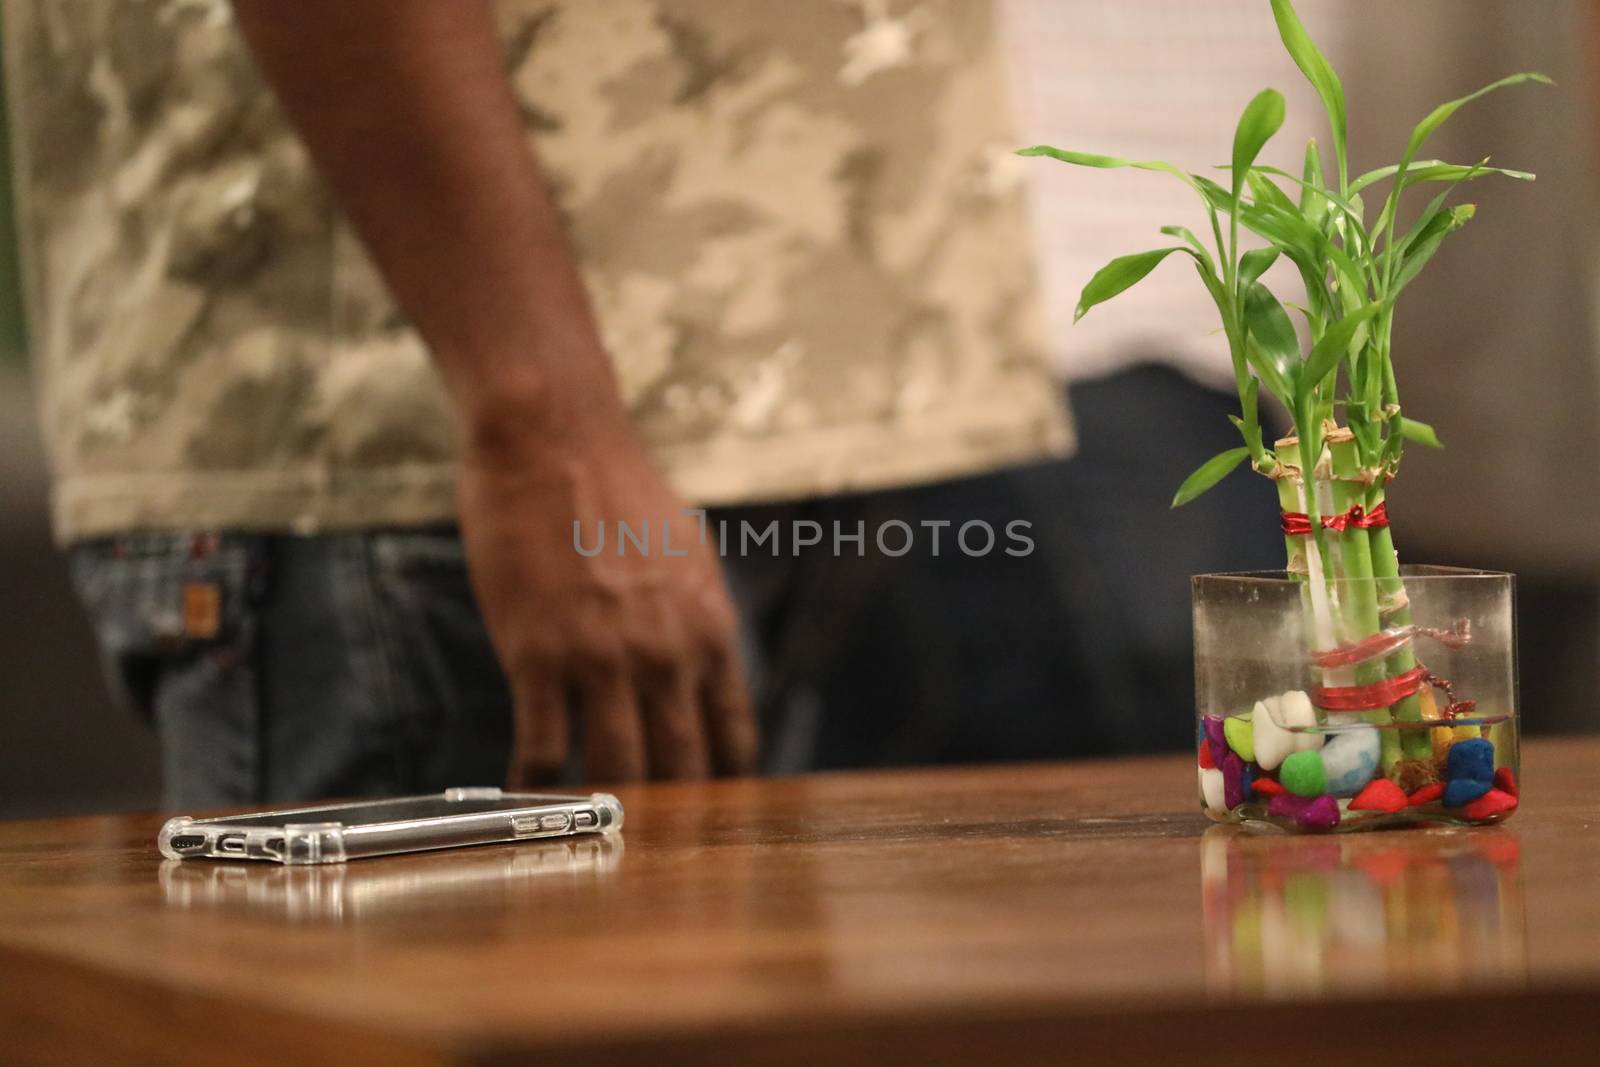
[1393,180,1473,260]
[1240,375,1262,455]
[1299,303,1382,397]
[1245,335,1294,408]
[1016,146,1194,187]
[1403,161,1534,185]
[1232,89,1286,202]
[1017,146,1225,226]
[1242,283,1300,396]
[1224,376,1264,458]
[1400,416,1444,449]
[1300,139,1326,223]
[1382,175,1465,273]
[1229,194,1365,300]
[1171,447,1251,508]
[1193,174,1233,213]
[1393,205,1474,294]
[1290,260,1330,323]
[1247,169,1297,216]
[1191,259,1228,309]
[1270,0,1347,182]
[1236,165,1364,231]
[1349,159,1535,195]
[1400,74,1551,169]
[1378,73,1549,254]
[1229,201,1315,260]
[1372,159,1500,256]
[1074,247,1187,322]
[1160,225,1216,272]
[1239,247,1280,289]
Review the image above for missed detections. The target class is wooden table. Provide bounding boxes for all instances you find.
[4,739,1600,1066]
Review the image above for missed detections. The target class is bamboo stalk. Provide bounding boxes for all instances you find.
[1328,433,1402,771]
[1280,434,1338,652]
[1363,482,1433,760]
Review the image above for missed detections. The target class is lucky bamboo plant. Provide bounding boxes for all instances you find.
[1020,0,1546,779]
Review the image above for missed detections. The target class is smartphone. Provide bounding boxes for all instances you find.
[157,787,623,865]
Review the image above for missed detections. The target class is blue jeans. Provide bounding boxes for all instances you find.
[70,530,514,807]
[69,524,815,807]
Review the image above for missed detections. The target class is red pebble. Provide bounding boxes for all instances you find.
[1198,740,1216,769]
[1494,767,1518,797]
[1349,778,1409,814]
[1464,788,1518,821]
[1408,782,1446,807]
[1251,777,1285,798]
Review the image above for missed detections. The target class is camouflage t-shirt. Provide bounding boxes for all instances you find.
[5,0,1069,543]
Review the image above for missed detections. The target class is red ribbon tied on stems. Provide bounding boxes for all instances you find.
[1309,627,1415,669]
[1280,501,1390,537]
[1313,665,1427,712]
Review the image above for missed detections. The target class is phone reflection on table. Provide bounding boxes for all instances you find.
[160,834,622,923]
[1201,826,1524,996]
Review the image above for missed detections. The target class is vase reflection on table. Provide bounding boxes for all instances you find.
[1201,825,1526,995]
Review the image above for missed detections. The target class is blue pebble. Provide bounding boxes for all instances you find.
[1447,738,1495,783]
[1241,762,1257,802]
[1443,776,1492,807]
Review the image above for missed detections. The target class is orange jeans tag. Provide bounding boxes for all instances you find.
[181,582,222,639]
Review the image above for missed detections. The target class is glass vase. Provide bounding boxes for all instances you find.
[1192,566,1518,832]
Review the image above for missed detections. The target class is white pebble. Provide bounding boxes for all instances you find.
[1252,690,1325,771]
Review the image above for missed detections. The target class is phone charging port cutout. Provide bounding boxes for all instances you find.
[216,833,247,857]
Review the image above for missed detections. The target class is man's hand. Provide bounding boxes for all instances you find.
[460,421,756,783]
[231,0,757,781]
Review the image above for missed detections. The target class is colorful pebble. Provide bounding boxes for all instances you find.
[1199,766,1226,813]
[1348,778,1409,814]
[1220,751,1245,809]
[1447,737,1495,784]
[1463,788,1518,821]
[1251,690,1324,771]
[1197,706,1511,830]
[1280,750,1327,797]
[1223,714,1255,763]
[1267,792,1340,830]
[1443,777,1492,807]
[1408,783,1446,807]
[1300,795,1340,829]
[1320,725,1380,796]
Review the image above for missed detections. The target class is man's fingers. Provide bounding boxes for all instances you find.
[507,672,569,788]
[578,669,648,782]
[643,670,710,780]
[702,650,759,775]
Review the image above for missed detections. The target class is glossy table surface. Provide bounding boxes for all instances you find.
[4,739,1600,1066]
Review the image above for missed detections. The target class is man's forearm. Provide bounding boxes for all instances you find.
[230,0,626,449]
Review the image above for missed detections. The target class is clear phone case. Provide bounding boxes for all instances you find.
[158,788,623,865]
